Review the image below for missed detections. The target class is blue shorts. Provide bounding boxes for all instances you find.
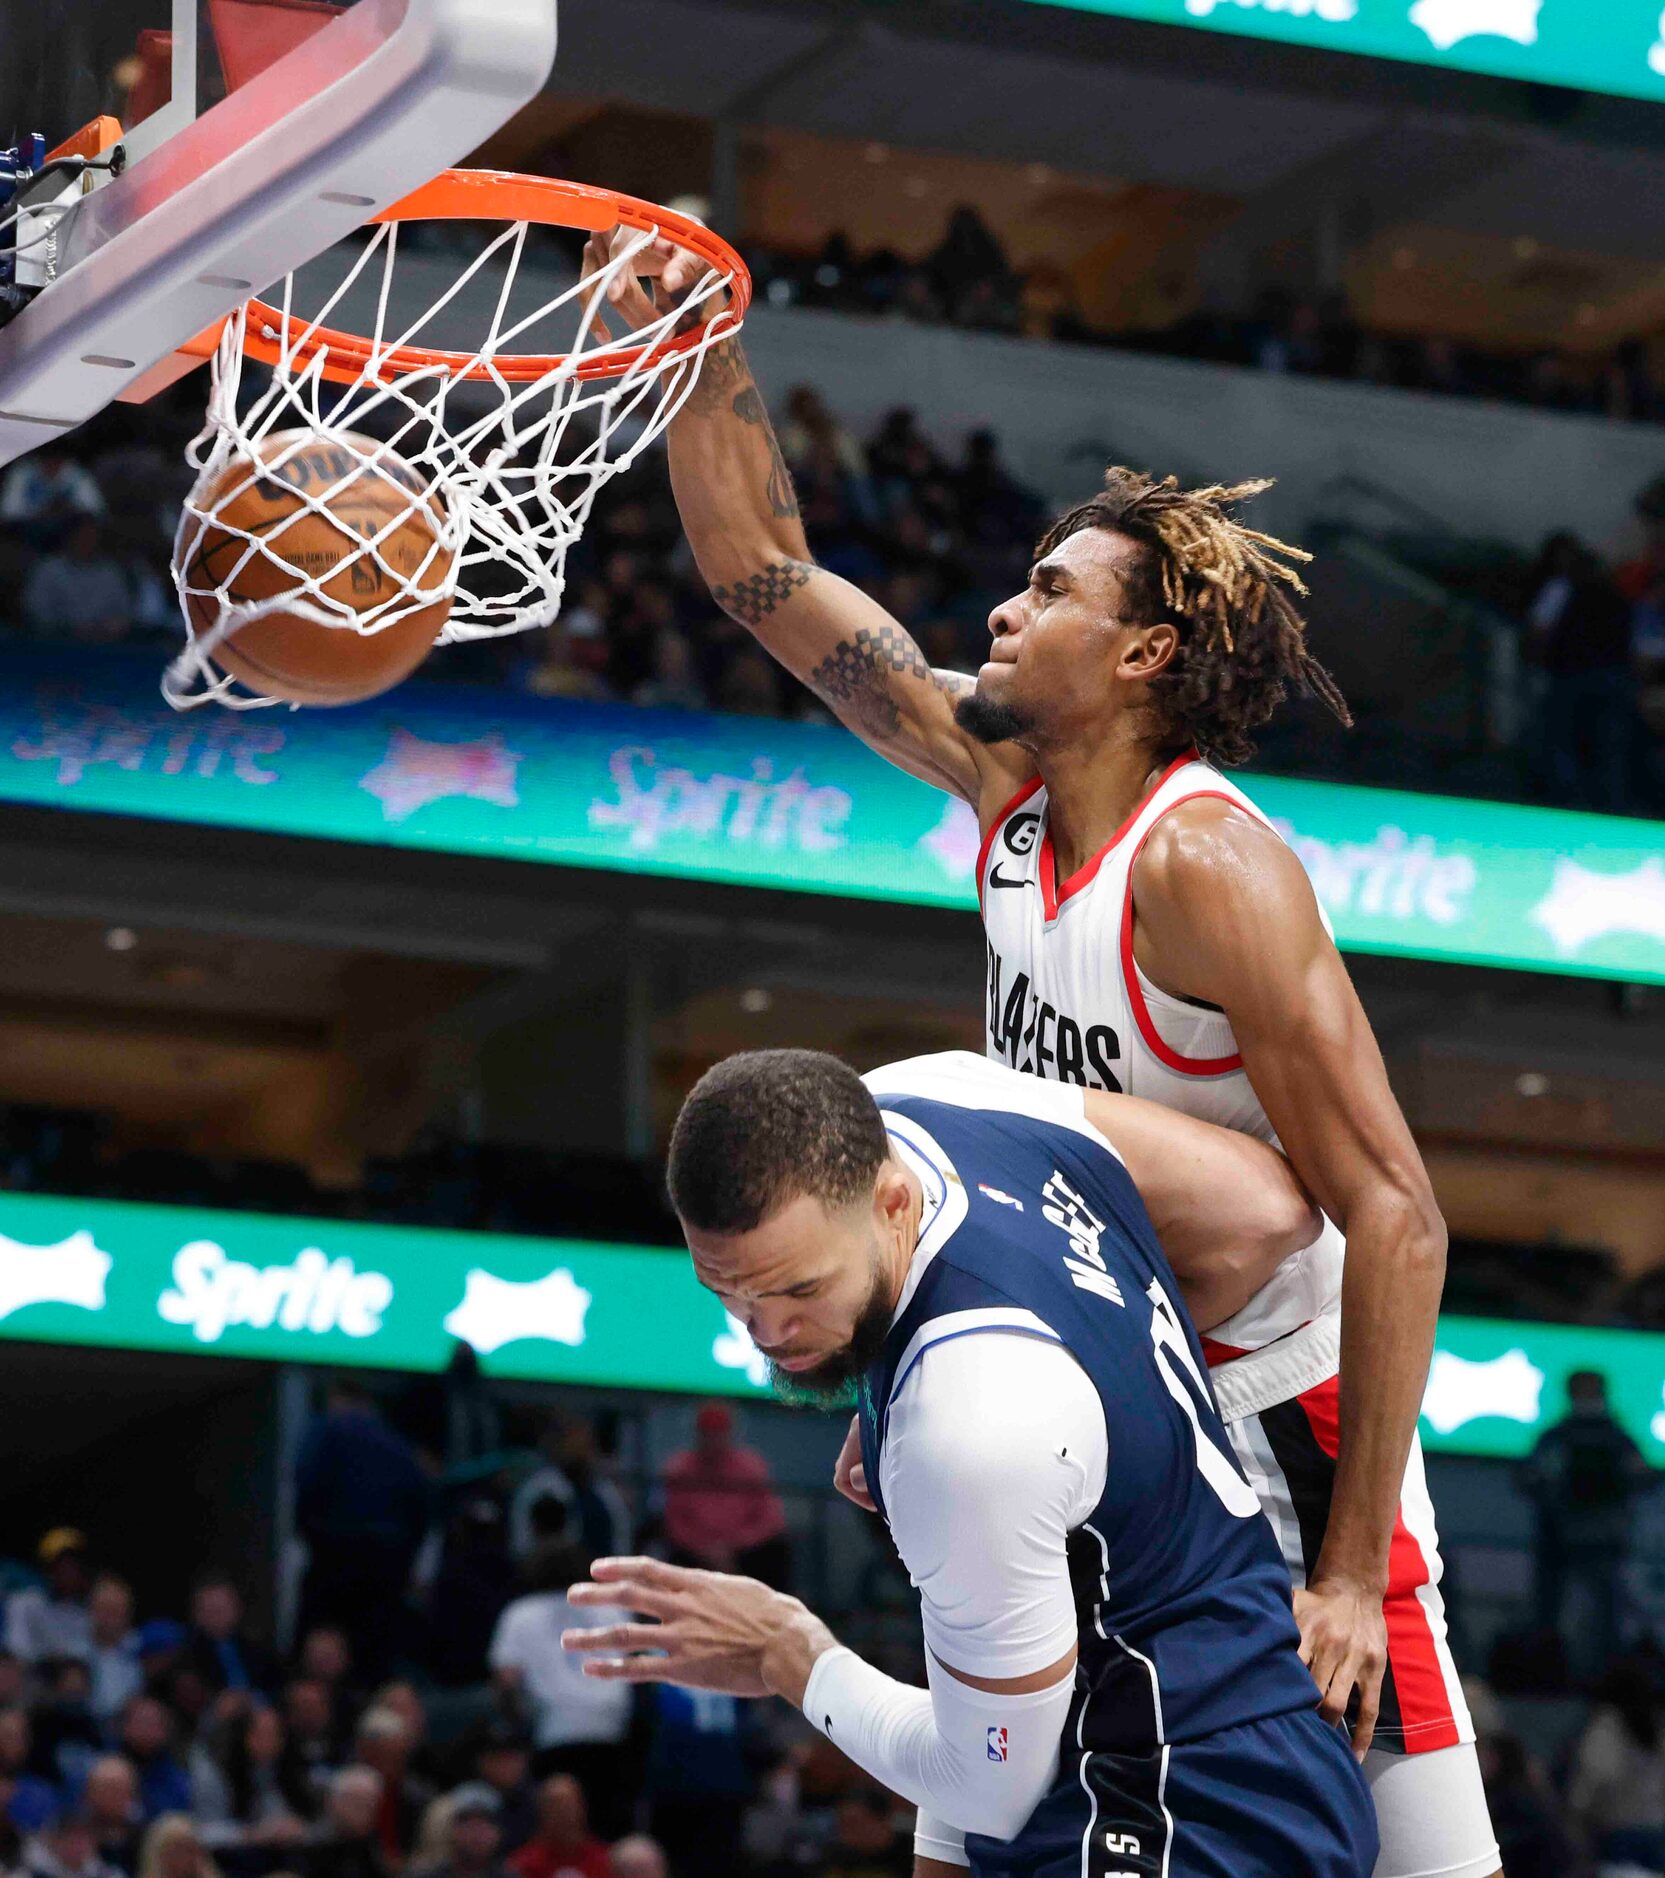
[969,1706,1378,1878]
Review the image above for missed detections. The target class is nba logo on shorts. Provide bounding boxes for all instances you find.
[986,1726,1008,1763]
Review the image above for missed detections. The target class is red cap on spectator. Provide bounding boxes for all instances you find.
[695,1403,732,1437]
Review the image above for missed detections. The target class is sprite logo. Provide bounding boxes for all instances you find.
[158,1239,393,1344]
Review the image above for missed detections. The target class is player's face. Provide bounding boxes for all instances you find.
[684,1187,897,1405]
[960,527,1174,746]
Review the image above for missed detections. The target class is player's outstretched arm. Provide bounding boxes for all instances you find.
[1081,1089,1323,1331]
[581,230,1030,812]
[1132,798,1447,1757]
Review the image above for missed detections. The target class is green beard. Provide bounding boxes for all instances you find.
[767,1278,894,1410]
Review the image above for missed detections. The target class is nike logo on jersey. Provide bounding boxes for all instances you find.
[985,864,1029,890]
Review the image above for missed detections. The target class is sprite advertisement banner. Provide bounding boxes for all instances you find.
[1017,0,1665,105]
[0,1186,1659,1461]
[2,645,1663,985]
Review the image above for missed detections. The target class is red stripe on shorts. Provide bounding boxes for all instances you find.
[1295,1373,1462,1753]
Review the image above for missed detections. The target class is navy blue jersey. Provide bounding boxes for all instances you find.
[858,1058,1318,1761]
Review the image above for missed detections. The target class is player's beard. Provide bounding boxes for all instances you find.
[766,1264,894,1411]
[954,689,1031,745]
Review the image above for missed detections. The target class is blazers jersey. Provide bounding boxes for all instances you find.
[977,750,1344,1358]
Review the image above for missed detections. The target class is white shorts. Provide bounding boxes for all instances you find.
[1364,1741,1500,1878]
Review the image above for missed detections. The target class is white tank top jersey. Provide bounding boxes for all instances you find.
[978,750,1346,1362]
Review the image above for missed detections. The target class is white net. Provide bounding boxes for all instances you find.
[165,213,739,709]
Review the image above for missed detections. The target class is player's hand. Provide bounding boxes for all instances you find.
[1294,1575,1387,1760]
[563,1556,833,1703]
[580,225,726,339]
[834,1414,876,1513]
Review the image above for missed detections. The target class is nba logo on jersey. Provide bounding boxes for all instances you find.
[986,1727,1009,1763]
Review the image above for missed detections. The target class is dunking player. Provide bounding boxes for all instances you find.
[566,1047,1378,1877]
[583,235,1498,1878]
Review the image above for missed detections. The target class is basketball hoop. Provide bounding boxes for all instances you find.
[165,169,749,709]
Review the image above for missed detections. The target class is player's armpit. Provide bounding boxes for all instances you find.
[1080,1088,1321,1330]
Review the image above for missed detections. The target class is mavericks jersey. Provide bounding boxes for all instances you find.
[858,1052,1320,1871]
[977,751,1343,1357]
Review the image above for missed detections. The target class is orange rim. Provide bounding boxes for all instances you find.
[182,169,750,386]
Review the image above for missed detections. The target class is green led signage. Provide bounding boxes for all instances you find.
[0,1187,1660,1461]
[5,646,1664,986]
[1017,0,1665,105]
[0,1189,769,1397]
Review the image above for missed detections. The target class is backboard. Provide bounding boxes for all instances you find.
[0,0,559,468]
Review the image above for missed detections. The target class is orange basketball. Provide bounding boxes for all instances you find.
[177,429,454,705]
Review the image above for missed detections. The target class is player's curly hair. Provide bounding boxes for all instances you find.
[1040,467,1351,767]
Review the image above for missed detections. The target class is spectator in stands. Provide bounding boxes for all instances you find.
[406,1794,455,1878]
[20,518,137,645]
[365,1686,437,1792]
[25,1806,124,1878]
[86,1581,142,1728]
[0,1707,62,1833]
[503,1776,607,1878]
[0,447,104,550]
[630,626,706,713]
[295,1380,430,1686]
[117,1700,191,1824]
[508,1420,629,1567]
[7,1531,94,1666]
[426,1503,516,1691]
[1522,533,1635,812]
[281,1680,345,1796]
[351,1707,433,1870]
[642,1687,759,1878]
[1569,1658,1665,1871]
[926,206,1018,331]
[517,621,613,704]
[183,1577,277,1699]
[779,387,869,490]
[308,1768,389,1878]
[1476,1732,1586,1878]
[32,1662,103,1794]
[463,1729,534,1856]
[1520,1368,1650,1675]
[79,1759,142,1878]
[661,1403,789,1589]
[422,1787,510,1878]
[605,1841,666,1878]
[189,1703,313,1850]
[132,1817,218,1878]
[822,1791,910,1878]
[489,1539,632,1829]
[133,1627,187,1704]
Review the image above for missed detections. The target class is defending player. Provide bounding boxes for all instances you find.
[583,232,1496,1878]
[563,1047,1378,1878]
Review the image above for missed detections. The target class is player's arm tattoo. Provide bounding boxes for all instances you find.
[687,337,800,520]
[807,625,962,741]
[712,558,815,628]
[731,384,800,520]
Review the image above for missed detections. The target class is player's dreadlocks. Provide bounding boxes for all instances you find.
[1040,467,1351,767]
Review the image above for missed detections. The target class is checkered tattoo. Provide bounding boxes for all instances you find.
[808,624,939,739]
[712,559,814,627]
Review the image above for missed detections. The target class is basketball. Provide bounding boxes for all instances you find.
[176,429,454,705]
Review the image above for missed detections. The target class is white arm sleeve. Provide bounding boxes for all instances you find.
[800,1332,1107,1843]
[913,1811,969,1868]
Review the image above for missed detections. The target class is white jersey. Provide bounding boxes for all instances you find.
[978,750,1345,1360]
